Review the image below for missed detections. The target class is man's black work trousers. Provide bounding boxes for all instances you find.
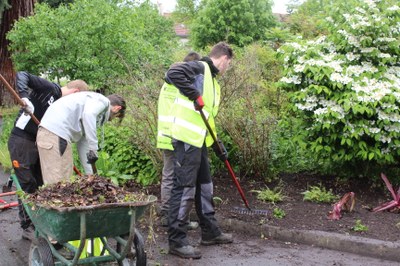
[8,133,42,229]
[168,140,221,248]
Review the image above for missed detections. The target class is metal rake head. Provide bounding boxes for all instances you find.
[232,206,269,216]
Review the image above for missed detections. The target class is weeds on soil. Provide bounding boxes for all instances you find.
[302,184,338,203]
[273,207,286,219]
[252,186,285,203]
[351,219,368,232]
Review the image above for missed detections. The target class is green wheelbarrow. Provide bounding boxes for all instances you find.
[11,174,156,266]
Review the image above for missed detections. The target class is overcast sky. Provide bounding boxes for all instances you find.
[151,0,293,14]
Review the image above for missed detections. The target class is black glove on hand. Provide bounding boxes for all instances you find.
[86,150,98,164]
[212,139,228,162]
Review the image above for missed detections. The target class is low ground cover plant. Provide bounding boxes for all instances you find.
[302,185,338,203]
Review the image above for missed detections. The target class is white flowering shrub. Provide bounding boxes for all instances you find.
[278,0,400,166]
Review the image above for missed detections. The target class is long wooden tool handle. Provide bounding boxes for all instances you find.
[0,74,40,125]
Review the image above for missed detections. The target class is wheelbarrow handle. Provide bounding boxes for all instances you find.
[0,202,19,210]
[0,191,16,197]
[198,109,251,210]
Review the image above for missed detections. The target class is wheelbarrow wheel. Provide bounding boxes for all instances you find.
[29,237,55,266]
[117,229,146,266]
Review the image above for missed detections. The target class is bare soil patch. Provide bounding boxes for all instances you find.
[212,172,400,242]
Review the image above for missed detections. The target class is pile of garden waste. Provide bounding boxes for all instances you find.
[26,175,147,208]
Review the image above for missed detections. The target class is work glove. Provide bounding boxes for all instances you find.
[86,150,98,164]
[194,96,204,111]
[21,97,34,115]
[212,139,228,162]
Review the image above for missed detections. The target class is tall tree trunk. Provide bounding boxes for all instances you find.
[0,0,35,107]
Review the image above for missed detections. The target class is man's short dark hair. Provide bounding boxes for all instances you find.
[209,42,233,59]
[108,94,126,119]
[183,51,201,62]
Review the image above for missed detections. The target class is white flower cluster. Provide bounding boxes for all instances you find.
[380,135,392,144]
[294,64,305,73]
[353,77,393,102]
[377,53,391,58]
[346,63,378,77]
[377,110,400,123]
[285,42,307,52]
[295,95,318,111]
[387,5,399,11]
[330,73,352,84]
[393,22,400,34]
[337,30,360,47]
[363,0,378,8]
[344,13,372,30]
[375,37,397,44]
[280,76,301,85]
[345,52,360,61]
[369,127,381,134]
[360,47,376,54]
[384,124,400,133]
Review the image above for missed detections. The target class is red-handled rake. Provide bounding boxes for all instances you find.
[199,109,268,216]
[0,191,18,210]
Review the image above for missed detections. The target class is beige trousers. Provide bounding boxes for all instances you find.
[37,127,73,184]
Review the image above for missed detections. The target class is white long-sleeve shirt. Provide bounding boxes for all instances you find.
[40,91,110,151]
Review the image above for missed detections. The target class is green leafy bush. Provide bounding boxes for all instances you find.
[0,107,19,171]
[278,0,400,177]
[8,0,177,89]
[216,44,283,180]
[191,0,276,48]
[101,124,158,186]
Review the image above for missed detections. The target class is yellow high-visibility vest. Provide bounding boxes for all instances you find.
[156,82,179,150]
[167,61,220,148]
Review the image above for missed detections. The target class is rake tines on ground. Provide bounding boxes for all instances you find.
[232,206,269,216]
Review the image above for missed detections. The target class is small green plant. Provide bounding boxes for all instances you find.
[351,219,368,232]
[213,196,223,205]
[252,187,285,204]
[302,185,338,203]
[273,207,286,219]
[98,195,105,204]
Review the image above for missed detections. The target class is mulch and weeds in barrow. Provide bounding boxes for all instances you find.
[26,175,148,207]
[27,172,400,243]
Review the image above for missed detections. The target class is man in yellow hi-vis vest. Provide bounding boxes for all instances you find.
[157,42,234,259]
[157,51,201,230]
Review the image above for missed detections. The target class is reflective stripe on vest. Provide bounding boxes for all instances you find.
[156,83,178,150]
[170,62,220,148]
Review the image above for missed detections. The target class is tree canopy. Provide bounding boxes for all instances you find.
[37,0,74,8]
[7,0,177,89]
[190,0,276,48]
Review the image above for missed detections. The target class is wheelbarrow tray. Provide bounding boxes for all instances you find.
[25,196,156,243]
